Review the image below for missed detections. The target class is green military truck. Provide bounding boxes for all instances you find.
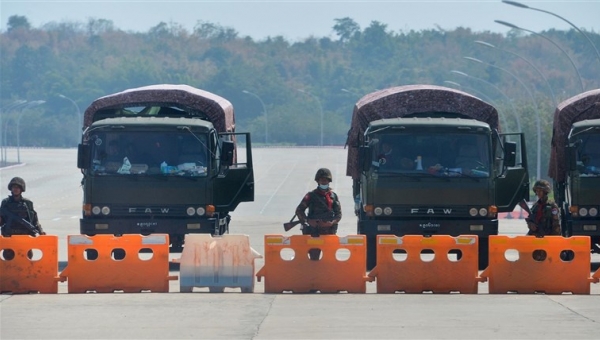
[346,85,530,269]
[549,89,600,253]
[77,84,254,251]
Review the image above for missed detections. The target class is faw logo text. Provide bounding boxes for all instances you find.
[410,208,453,214]
[129,208,170,213]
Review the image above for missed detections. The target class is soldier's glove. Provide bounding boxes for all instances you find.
[319,220,334,228]
[527,222,538,232]
[301,222,310,230]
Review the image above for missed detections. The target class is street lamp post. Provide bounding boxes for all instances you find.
[341,88,359,97]
[16,100,45,163]
[463,56,541,180]
[442,80,509,129]
[474,40,557,106]
[242,90,268,144]
[59,94,82,144]
[502,0,600,65]
[297,89,324,147]
[450,70,521,132]
[0,100,27,165]
[495,20,585,93]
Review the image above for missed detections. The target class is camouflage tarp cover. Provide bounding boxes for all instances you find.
[548,89,600,182]
[346,84,499,180]
[83,84,234,134]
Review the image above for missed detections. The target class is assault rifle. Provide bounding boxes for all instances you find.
[283,215,301,232]
[283,213,336,232]
[519,199,542,236]
[0,207,41,236]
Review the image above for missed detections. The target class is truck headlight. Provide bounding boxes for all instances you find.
[589,207,598,217]
[186,207,196,216]
[579,207,588,217]
[374,207,383,216]
[101,206,110,215]
[196,207,206,216]
[92,206,101,215]
[479,208,488,217]
[383,207,392,215]
[469,208,478,217]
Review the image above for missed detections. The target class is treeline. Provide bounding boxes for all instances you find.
[1,15,599,179]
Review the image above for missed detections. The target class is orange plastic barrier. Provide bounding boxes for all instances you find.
[179,234,262,293]
[480,236,593,294]
[256,234,371,293]
[0,235,60,294]
[368,235,479,294]
[59,234,177,293]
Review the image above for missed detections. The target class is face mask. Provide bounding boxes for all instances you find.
[319,184,329,190]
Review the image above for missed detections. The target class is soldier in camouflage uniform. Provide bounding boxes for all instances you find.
[526,179,561,260]
[295,168,342,261]
[1,177,45,260]
[295,168,342,237]
[526,180,561,236]
[0,177,45,237]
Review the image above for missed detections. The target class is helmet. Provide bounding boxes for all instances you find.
[314,168,332,182]
[8,177,26,192]
[532,179,551,193]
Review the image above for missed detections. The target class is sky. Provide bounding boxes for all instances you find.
[1,1,599,41]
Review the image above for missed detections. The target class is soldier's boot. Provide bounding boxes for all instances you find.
[308,248,321,260]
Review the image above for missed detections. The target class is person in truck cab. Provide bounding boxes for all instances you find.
[580,138,600,173]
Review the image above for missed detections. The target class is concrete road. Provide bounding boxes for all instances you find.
[1,147,599,339]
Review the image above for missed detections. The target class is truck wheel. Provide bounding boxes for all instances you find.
[366,236,377,271]
[478,237,489,270]
[561,206,571,237]
[170,235,184,252]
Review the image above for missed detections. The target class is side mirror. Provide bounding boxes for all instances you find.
[566,145,577,171]
[220,140,234,166]
[504,141,516,167]
[359,145,371,172]
[77,144,90,169]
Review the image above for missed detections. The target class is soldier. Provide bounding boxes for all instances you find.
[0,177,45,260]
[295,168,342,260]
[0,177,45,236]
[526,179,561,260]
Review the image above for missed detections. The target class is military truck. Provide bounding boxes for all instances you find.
[77,84,254,251]
[549,89,600,253]
[346,85,530,269]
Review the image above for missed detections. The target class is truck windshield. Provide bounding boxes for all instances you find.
[88,130,209,177]
[370,133,490,177]
[577,134,600,176]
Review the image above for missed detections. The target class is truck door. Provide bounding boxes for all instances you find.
[495,132,530,212]
[214,132,255,211]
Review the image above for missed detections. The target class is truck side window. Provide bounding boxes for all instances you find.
[580,137,600,174]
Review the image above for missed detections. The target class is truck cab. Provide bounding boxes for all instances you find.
[347,85,529,269]
[549,89,600,254]
[77,85,254,251]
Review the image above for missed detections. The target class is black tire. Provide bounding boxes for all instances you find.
[478,237,489,270]
[366,236,377,271]
[170,235,184,252]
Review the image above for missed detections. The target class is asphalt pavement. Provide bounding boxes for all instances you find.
[1,147,599,339]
